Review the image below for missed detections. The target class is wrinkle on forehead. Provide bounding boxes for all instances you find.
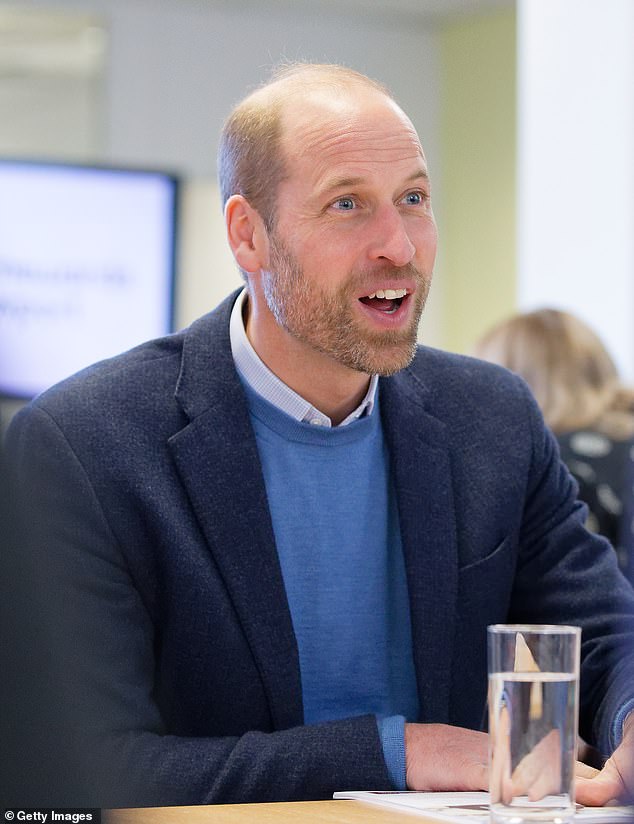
[281,90,427,174]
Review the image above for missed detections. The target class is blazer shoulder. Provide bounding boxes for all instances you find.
[14,291,240,432]
[386,345,547,448]
[27,330,185,419]
[405,345,533,405]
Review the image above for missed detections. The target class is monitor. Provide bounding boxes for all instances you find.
[0,159,179,399]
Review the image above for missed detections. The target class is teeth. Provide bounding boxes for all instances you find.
[366,288,407,300]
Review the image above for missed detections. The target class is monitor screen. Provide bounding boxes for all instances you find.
[0,159,179,399]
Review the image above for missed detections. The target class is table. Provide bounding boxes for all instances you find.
[105,799,432,824]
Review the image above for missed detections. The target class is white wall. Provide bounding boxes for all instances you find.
[0,74,103,158]
[177,179,242,328]
[517,0,634,381]
[101,0,440,178]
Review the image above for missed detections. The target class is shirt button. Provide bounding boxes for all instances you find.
[310,418,324,426]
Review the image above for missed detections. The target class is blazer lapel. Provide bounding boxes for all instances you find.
[381,367,459,723]
[168,294,303,730]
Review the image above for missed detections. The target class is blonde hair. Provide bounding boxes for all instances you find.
[217,62,390,231]
[473,309,634,438]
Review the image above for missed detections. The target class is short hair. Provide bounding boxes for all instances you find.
[473,308,634,438]
[217,62,391,230]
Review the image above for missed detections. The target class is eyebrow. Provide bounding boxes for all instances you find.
[318,169,430,198]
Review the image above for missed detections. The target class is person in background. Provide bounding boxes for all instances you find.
[473,308,634,582]
[4,65,634,808]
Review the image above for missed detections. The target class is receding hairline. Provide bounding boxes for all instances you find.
[228,63,403,150]
[217,62,405,226]
[242,61,394,110]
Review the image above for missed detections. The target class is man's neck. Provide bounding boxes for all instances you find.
[243,295,371,426]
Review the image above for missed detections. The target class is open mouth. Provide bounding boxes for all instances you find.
[358,287,408,315]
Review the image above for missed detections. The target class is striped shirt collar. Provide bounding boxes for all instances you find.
[229,288,378,428]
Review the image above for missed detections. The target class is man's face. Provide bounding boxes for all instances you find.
[259,88,437,377]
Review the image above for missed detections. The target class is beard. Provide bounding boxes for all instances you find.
[261,232,431,376]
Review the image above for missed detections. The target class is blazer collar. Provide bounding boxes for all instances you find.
[169,290,303,730]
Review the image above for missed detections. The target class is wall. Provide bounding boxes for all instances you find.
[437,6,516,354]
[517,0,634,381]
[0,7,106,159]
[100,0,440,178]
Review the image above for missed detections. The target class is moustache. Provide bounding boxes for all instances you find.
[346,261,429,291]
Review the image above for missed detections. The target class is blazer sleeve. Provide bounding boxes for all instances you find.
[507,379,634,755]
[3,404,390,807]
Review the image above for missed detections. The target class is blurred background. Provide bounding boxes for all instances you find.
[0,0,633,426]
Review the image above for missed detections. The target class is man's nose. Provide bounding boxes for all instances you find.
[367,206,416,268]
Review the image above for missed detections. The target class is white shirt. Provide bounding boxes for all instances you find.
[229,289,378,428]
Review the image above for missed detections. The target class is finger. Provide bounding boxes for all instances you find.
[575,761,600,779]
[502,772,515,806]
[491,706,512,803]
[511,730,562,801]
[490,749,505,801]
[527,766,560,801]
[465,759,489,792]
[576,751,634,806]
[576,775,623,807]
[511,750,542,793]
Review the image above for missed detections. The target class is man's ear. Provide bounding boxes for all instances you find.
[224,195,270,273]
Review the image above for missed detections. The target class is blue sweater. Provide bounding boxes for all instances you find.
[243,382,419,787]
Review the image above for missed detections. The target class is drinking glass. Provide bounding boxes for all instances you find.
[488,624,581,824]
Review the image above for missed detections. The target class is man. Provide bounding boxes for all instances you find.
[4,63,634,807]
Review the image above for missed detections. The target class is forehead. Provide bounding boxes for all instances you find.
[279,88,427,188]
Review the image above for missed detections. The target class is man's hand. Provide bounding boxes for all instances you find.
[576,713,634,806]
[491,717,594,804]
[509,729,562,803]
[404,722,602,799]
[405,723,488,791]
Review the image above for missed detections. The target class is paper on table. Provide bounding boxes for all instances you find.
[333,791,634,823]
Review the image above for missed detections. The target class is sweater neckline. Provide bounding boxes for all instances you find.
[242,379,379,446]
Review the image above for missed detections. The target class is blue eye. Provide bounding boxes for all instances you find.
[333,197,356,211]
[403,191,424,206]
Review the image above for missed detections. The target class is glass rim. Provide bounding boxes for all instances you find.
[487,623,581,635]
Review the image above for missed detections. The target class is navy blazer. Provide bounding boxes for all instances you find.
[5,291,634,807]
